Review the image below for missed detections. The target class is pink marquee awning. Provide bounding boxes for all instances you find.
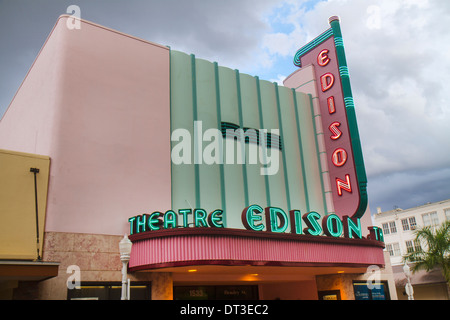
[128,228,385,271]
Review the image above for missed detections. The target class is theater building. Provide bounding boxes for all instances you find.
[0,15,396,300]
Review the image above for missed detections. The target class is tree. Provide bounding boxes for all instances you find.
[403,220,450,286]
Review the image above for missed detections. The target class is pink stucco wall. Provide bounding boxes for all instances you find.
[0,15,172,235]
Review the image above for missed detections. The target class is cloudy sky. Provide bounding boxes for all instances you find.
[1,0,449,215]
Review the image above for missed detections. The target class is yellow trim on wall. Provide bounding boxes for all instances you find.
[0,149,50,260]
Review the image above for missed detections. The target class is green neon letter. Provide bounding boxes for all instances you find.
[128,216,136,235]
[322,214,343,237]
[136,214,147,233]
[148,212,161,231]
[303,211,322,236]
[343,216,362,239]
[368,226,384,242]
[208,209,224,228]
[241,205,264,231]
[194,209,208,227]
[265,207,288,233]
[178,209,192,228]
[164,210,178,229]
[289,210,303,234]
[377,227,384,242]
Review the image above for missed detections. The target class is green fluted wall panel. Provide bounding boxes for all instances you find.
[170,50,326,230]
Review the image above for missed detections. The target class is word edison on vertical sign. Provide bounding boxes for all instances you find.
[292,16,368,219]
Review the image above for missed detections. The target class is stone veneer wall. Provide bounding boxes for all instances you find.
[36,232,153,300]
[316,273,357,300]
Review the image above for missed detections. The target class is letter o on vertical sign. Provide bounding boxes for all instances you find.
[329,121,342,140]
[332,148,348,167]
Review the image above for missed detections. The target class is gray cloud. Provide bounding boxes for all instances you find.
[0,0,280,116]
[368,167,450,212]
[321,0,450,211]
[263,0,450,211]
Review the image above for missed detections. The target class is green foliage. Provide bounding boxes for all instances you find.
[403,221,450,285]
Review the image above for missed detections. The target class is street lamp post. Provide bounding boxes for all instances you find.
[403,262,414,300]
[119,234,133,300]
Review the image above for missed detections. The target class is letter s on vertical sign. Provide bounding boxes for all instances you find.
[329,121,342,140]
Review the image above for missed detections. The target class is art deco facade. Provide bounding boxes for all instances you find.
[0,15,394,300]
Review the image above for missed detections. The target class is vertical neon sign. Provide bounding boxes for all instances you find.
[292,16,368,219]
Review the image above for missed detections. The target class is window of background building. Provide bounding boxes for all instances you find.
[414,239,422,252]
[445,208,450,221]
[386,243,401,256]
[389,221,397,233]
[405,240,422,256]
[393,243,401,256]
[409,217,417,230]
[423,213,430,226]
[382,221,397,235]
[386,244,393,256]
[401,217,417,231]
[382,223,390,235]
[401,219,409,231]
[423,212,439,227]
[405,240,414,253]
[386,244,392,256]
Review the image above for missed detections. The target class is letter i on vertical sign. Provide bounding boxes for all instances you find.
[327,96,336,114]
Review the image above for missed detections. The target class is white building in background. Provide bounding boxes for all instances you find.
[373,199,450,300]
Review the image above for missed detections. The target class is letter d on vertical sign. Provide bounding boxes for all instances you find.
[320,73,334,92]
